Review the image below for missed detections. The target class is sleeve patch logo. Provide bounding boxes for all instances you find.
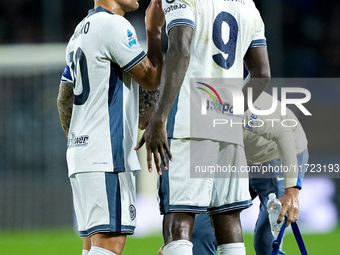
[127,29,137,47]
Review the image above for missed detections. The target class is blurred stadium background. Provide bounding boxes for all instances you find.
[1,0,340,254]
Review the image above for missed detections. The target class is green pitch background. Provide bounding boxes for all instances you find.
[0,226,339,254]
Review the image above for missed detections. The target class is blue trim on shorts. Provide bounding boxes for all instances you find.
[121,225,135,234]
[80,224,135,237]
[207,199,253,214]
[79,230,89,238]
[169,205,208,214]
[87,224,110,237]
[105,172,122,233]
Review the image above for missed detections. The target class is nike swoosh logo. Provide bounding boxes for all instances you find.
[277,177,284,181]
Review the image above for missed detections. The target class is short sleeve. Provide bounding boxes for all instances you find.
[163,0,195,34]
[101,16,146,72]
[249,22,267,48]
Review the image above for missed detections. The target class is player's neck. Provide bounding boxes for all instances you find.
[94,1,125,16]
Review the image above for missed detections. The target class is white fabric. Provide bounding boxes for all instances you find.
[89,246,117,255]
[159,139,251,213]
[64,7,145,176]
[82,250,90,255]
[70,171,137,236]
[163,0,266,144]
[163,240,193,255]
[218,242,246,255]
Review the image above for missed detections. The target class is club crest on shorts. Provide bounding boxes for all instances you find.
[129,204,136,221]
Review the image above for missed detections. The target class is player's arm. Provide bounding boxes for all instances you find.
[57,81,73,137]
[245,111,300,226]
[135,25,194,174]
[271,129,300,226]
[243,46,271,111]
[138,88,159,130]
[127,0,164,91]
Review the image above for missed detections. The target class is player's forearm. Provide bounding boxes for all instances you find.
[274,131,300,189]
[57,82,73,137]
[242,74,270,112]
[152,44,190,123]
[243,46,271,111]
[146,29,163,85]
[58,103,72,137]
[144,0,164,82]
[151,26,193,123]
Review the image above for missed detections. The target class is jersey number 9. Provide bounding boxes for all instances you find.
[212,12,238,70]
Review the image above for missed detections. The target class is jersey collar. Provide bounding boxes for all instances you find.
[87,6,113,17]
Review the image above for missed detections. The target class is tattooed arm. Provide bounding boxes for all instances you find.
[57,81,74,137]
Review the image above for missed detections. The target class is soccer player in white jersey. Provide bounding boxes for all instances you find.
[189,91,309,255]
[57,1,164,255]
[135,0,271,255]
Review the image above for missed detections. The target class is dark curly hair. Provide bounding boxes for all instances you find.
[139,87,159,116]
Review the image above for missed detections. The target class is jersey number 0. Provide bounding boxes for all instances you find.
[69,47,90,105]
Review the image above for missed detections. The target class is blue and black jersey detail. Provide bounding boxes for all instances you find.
[122,51,146,72]
[108,62,125,172]
[61,64,73,82]
[249,39,267,48]
[167,19,195,33]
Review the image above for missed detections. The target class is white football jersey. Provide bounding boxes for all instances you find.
[62,7,146,176]
[163,0,267,145]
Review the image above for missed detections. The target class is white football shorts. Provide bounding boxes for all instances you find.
[158,138,252,214]
[70,171,137,237]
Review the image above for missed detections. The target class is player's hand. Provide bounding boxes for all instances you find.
[134,118,172,175]
[278,187,300,226]
[145,0,165,32]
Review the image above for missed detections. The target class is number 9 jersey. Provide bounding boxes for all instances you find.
[163,0,267,144]
[62,6,146,177]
